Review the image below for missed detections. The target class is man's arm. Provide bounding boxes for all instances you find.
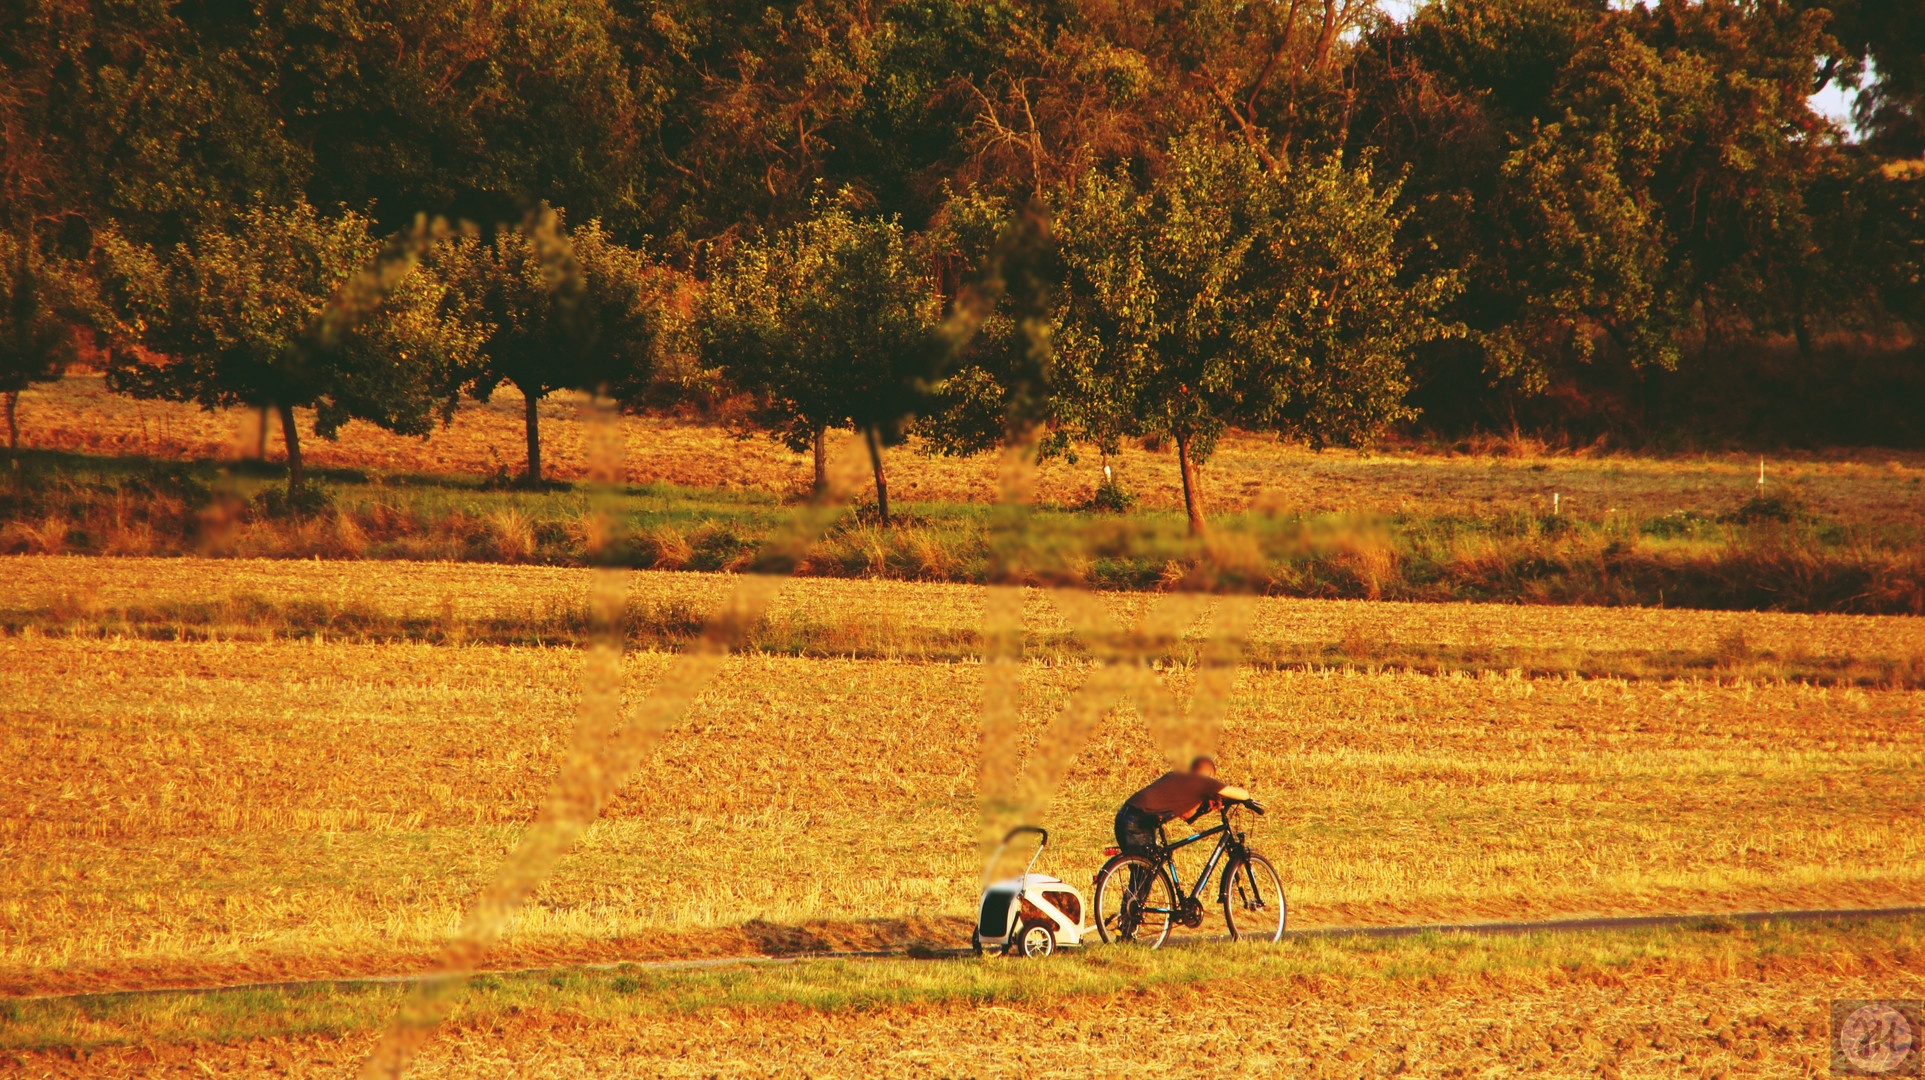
[1183,783,1254,821]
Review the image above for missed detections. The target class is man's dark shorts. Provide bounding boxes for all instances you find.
[1113,804,1163,853]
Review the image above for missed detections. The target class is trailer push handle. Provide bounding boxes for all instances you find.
[984,825,1050,885]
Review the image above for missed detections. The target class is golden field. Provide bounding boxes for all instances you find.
[14,371,1925,523]
[6,919,1923,1077]
[3,559,1921,998]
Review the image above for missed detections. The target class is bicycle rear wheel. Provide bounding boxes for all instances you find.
[1222,853,1287,943]
[1092,855,1176,947]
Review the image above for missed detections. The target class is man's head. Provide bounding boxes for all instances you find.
[1189,755,1218,776]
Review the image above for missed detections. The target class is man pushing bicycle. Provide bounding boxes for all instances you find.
[1094,756,1285,945]
[1113,755,1252,854]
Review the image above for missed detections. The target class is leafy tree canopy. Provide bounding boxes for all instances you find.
[97,201,480,493]
[438,207,679,482]
[0,231,84,450]
[1050,132,1458,532]
[700,193,941,518]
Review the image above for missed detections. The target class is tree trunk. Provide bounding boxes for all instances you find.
[1698,286,1717,367]
[1792,284,1813,361]
[1176,431,1206,537]
[864,424,891,526]
[277,401,304,494]
[812,423,829,496]
[4,391,17,451]
[255,404,270,459]
[523,387,544,484]
[1639,364,1665,434]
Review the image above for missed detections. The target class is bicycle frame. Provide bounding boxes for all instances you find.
[1150,806,1259,913]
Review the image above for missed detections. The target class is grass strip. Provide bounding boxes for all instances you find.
[5,914,1918,1052]
[4,449,1922,615]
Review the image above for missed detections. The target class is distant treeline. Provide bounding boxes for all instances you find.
[2,0,1921,526]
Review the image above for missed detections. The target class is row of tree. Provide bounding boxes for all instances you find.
[2,0,1922,530]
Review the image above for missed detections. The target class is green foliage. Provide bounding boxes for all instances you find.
[252,482,337,519]
[0,0,307,247]
[700,193,941,513]
[1723,491,1815,525]
[1082,469,1137,513]
[0,234,80,390]
[274,0,657,233]
[1354,0,1883,435]
[1849,161,1925,325]
[914,192,1062,457]
[1813,0,1925,156]
[0,232,85,451]
[96,202,479,493]
[6,0,1923,463]
[437,207,677,480]
[1641,509,1713,539]
[1,0,655,253]
[1050,133,1457,529]
[1490,29,1689,380]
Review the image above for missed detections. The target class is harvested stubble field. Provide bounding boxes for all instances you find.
[3,562,1921,1003]
[16,371,1925,523]
[6,918,1923,1076]
[5,555,1925,685]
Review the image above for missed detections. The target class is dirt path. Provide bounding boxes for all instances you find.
[16,903,1922,1004]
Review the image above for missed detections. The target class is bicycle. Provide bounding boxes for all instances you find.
[1090,798,1286,947]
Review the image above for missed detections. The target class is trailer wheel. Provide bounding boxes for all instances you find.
[1013,920,1055,958]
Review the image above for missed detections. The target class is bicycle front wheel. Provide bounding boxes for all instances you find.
[1222,853,1287,943]
[1092,855,1176,947]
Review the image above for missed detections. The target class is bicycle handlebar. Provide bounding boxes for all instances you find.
[1185,797,1267,824]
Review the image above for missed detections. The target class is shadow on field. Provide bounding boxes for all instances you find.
[738,916,971,957]
[5,917,981,999]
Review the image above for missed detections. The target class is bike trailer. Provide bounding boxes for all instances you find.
[973,826,1093,958]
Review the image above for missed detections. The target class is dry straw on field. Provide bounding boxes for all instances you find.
[4,613,1920,995]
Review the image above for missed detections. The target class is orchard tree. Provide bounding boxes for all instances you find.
[440,207,675,484]
[98,201,478,495]
[913,192,1061,458]
[700,195,940,522]
[1052,133,1457,534]
[0,233,82,451]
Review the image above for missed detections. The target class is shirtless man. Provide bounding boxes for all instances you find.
[1113,755,1253,853]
